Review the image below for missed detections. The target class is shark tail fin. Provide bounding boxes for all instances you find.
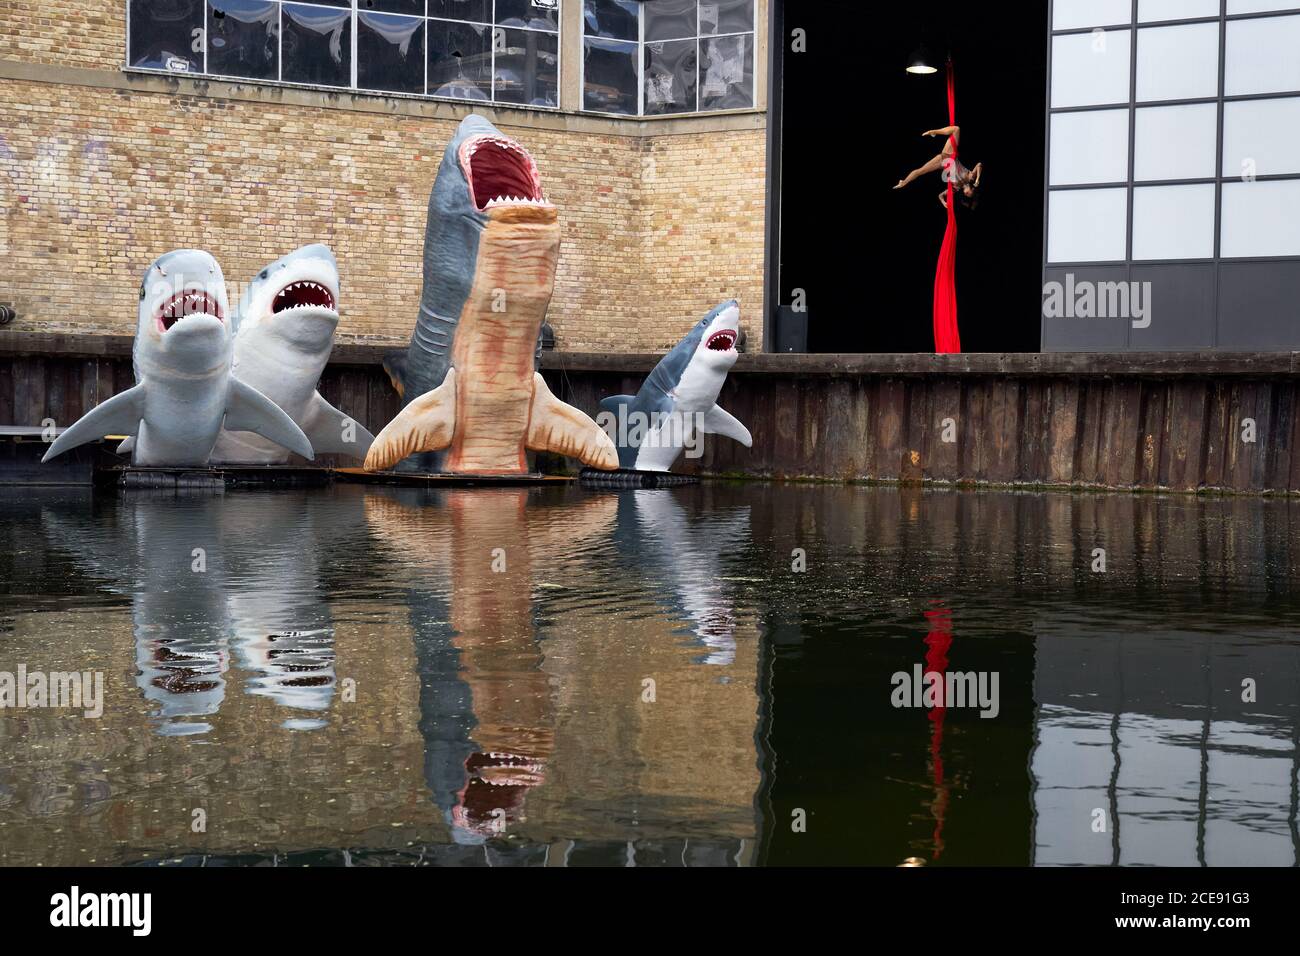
[364,368,457,471]
[527,373,619,470]
[225,379,315,461]
[382,350,409,399]
[701,403,752,447]
[42,384,145,462]
[301,391,375,460]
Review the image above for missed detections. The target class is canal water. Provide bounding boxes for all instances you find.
[1,483,1297,866]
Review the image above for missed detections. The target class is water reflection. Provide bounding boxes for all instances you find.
[41,493,346,735]
[0,484,1297,865]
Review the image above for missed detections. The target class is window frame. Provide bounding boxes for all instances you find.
[578,0,758,118]
[125,0,564,111]
[1045,0,1300,268]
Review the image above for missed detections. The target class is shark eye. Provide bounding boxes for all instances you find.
[139,285,146,300]
[260,270,268,280]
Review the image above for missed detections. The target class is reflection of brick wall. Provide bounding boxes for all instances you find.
[0,2,768,352]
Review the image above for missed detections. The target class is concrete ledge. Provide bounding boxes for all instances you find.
[4,331,1300,377]
[0,58,767,138]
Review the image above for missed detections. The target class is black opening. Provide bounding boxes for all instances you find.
[770,1,1049,353]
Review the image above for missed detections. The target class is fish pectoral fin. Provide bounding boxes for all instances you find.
[224,379,315,461]
[364,369,457,471]
[42,384,145,462]
[301,391,375,460]
[527,373,619,470]
[701,403,752,447]
[382,350,408,399]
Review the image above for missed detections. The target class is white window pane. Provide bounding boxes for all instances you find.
[1222,180,1300,257]
[1226,15,1300,96]
[1223,98,1300,178]
[1138,0,1216,20]
[1054,0,1131,30]
[1140,0,1219,21]
[1228,0,1296,12]
[1048,188,1129,262]
[1132,184,1215,259]
[1136,23,1219,102]
[1134,104,1218,180]
[1051,31,1132,108]
[1050,110,1129,185]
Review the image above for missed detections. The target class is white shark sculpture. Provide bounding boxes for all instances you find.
[599,300,751,473]
[42,249,314,467]
[212,244,374,464]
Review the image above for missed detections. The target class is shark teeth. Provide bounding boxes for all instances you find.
[484,195,554,208]
[272,279,338,315]
[157,290,223,330]
[706,329,738,351]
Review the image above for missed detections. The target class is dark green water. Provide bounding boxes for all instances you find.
[0,483,1297,866]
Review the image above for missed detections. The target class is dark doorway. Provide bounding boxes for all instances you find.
[769,1,1048,353]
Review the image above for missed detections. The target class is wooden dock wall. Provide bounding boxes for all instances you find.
[4,333,1300,494]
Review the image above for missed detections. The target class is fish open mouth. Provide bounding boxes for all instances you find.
[156,290,223,332]
[706,329,738,351]
[459,134,551,213]
[272,279,337,315]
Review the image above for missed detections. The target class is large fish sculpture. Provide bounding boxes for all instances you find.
[366,114,617,475]
[211,243,374,464]
[598,300,752,472]
[42,250,313,467]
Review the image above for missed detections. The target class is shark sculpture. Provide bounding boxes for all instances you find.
[211,244,374,464]
[598,300,752,472]
[367,114,616,475]
[42,250,313,467]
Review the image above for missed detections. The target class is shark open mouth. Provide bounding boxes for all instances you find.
[156,290,223,332]
[459,134,549,212]
[273,280,337,315]
[706,329,738,351]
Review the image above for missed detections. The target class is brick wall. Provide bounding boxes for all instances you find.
[0,1,768,352]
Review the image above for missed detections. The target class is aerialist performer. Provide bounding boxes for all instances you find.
[893,125,983,209]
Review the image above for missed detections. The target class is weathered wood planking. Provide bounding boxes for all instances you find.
[4,347,1300,494]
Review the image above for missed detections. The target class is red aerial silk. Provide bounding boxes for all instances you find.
[923,600,954,860]
[933,61,962,354]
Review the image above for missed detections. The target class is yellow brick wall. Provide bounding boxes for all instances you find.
[0,1,768,351]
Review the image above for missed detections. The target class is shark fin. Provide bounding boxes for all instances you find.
[599,394,636,416]
[382,350,409,399]
[527,373,619,470]
[301,391,375,460]
[116,436,135,456]
[364,368,457,471]
[224,379,315,461]
[42,385,145,462]
[701,403,752,447]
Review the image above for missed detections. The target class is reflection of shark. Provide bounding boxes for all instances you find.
[371,114,615,475]
[212,244,374,464]
[618,490,750,665]
[44,497,232,735]
[40,493,350,734]
[599,301,751,472]
[43,250,313,467]
[364,488,616,841]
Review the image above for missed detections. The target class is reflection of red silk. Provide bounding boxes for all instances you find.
[923,603,953,858]
[933,61,962,354]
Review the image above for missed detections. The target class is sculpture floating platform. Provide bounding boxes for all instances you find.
[98,465,333,491]
[579,468,699,489]
[334,467,572,488]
